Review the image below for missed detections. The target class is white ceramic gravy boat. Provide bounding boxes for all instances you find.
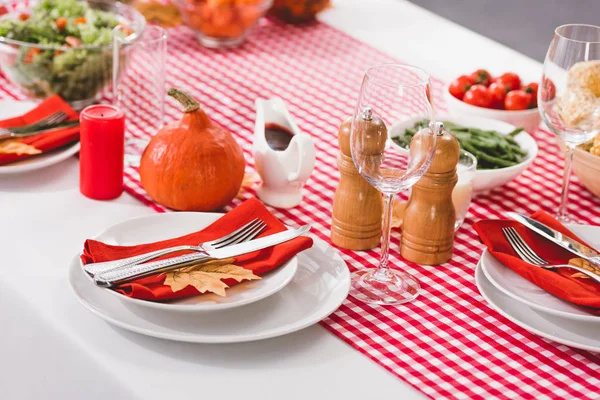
[253,98,316,209]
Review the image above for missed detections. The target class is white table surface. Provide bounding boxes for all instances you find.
[0,1,542,399]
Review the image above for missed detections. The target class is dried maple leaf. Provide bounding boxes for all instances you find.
[0,140,41,155]
[568,258,600,279]
[164,258,261,296]
[236,172,261,199]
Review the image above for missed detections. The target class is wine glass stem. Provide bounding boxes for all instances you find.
[558,144,575,221]
[376,193,394,278]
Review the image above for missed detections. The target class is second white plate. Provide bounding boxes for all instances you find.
[81,212,299,312]
[70,234,351,343]
[476,260,600,353]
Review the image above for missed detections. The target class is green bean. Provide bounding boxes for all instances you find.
[391,120,528,170]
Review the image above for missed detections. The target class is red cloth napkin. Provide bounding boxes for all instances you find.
[0,95,80,165]
[474,211,600,311]
[81,198,314,301]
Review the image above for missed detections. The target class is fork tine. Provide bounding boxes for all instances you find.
[508,228,548,265]
[218,221,267,248]
[209,218,261,247]
[213,220,266,248]
[502,227,532,262]
[9,111,63,133]
[503,228,547,265]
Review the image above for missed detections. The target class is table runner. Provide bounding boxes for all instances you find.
[2,18,599,400]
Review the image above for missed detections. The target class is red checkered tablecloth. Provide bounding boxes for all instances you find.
[2,18,599,400]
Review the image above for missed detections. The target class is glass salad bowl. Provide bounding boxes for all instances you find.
[0,0,145,110]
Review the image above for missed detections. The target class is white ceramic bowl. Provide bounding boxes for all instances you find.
[388,114,538,193]
[444,85,542,134]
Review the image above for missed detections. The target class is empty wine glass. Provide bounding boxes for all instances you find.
[539,24,600,223]
[350,64,437,305]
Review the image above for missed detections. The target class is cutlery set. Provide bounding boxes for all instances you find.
[86,219,311,288]
[0,111,80,141]
[505,213,600,282]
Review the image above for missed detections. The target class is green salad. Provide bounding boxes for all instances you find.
[0,0,132,106]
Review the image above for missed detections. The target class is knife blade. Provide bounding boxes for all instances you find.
[507,212,600,265]
[94,224,311,287]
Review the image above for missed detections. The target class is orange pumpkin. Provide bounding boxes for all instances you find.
[140,88,245,211]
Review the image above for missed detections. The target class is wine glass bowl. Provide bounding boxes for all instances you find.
[349,64,437,305]
[539,24,600,222]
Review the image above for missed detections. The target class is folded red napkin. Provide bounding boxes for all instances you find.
[474,211,600,311]
[0,95,80,165]
[81,198,314,301]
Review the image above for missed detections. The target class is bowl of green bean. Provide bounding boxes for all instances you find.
[389,115,538,193]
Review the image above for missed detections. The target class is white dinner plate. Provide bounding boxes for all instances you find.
[69,232,350,343]
[476,261,600,353]
[82,212,298,312]
[481,223,600,323]
[0,100,80,174]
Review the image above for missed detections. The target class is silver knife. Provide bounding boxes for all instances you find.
[94,224,311,287]
[507,212,600,266]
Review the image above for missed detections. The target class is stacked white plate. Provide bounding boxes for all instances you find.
[69,212,351,343]
[476,224,600,352]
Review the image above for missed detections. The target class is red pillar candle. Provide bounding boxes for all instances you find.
[79,105,125,200]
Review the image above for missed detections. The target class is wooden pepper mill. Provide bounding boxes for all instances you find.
[400,122,459,265]
[331,115,383,250]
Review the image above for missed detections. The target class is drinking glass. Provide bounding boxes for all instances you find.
[539,24,600,223]
[453,150,477,231]
[350,64,437,305]
[112,25,168,167]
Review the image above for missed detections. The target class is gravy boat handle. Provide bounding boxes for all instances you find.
[287,134,316,182]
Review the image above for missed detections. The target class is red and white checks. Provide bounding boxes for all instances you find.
[2,19,599,400]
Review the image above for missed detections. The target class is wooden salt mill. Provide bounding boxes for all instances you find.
[400,122,459,265]
[331,115,383,250]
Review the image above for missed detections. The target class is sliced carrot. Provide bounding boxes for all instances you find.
[18,13,30,21]
[55,17,68,31]
[65,36,82,47]
[23,48,42,64]
[73,16,87,24]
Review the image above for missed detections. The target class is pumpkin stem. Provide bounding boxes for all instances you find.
[168,87,200,113]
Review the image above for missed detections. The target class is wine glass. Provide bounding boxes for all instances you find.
[350,64,437,305]
[539,24,600,223]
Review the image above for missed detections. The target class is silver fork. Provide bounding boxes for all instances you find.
[0,111,69,140]
[84,218,267,276]
[502,227,600,284]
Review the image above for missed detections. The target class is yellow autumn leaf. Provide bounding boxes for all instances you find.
[236,172,261,199]
[568,258,600,279]
[164,259,261,297]
[0,140,41,155]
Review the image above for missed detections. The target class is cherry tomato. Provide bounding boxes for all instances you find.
[448,75,474,100]
[493,73,521,91]
[504,90,532,111]
[522,82,539,107]
[488,82,508,109]
[470,69,492,86]
[463,85,493,108]
[540,77,556,101]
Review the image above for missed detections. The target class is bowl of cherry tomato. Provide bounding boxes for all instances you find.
[444,69,542,133]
